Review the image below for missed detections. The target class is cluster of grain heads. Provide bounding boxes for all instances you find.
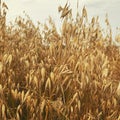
[58,2,72,19]
[0,1,120,119]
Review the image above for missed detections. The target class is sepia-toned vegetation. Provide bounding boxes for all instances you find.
[0,1,120,120]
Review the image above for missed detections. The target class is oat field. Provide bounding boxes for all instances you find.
[0,2,120,120]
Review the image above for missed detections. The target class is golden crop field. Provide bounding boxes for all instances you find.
[0,2,120,120]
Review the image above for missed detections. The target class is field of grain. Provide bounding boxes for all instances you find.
[0,2,120,120]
